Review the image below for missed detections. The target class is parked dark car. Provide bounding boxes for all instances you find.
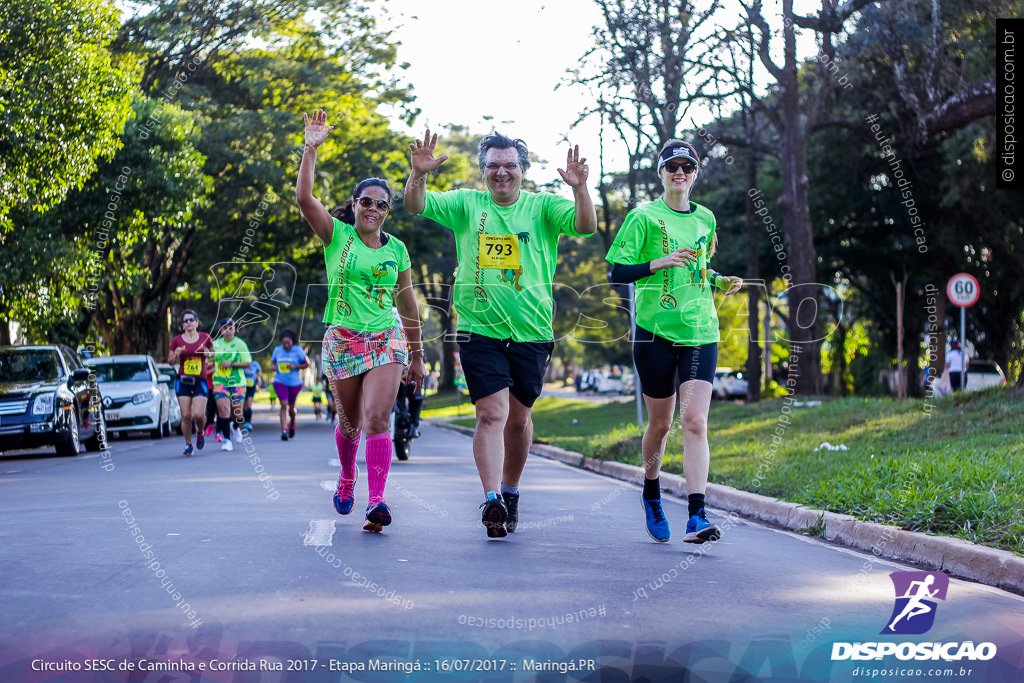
[0,345,107,456]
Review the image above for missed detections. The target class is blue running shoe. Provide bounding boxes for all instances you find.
[183,444,194,457]
[642,496,670,542]
[363,497,391,532]
[684,508,721,544]
[333,467,358,515]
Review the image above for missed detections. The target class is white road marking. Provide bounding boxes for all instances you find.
[303,520,336,546]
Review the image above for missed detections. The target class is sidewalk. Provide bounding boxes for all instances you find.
[432,419,1024,596]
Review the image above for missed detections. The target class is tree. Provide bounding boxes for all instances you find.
[0,0,134,229]
[55,96,211,354]
[731,0,876,395]
[93,0,419,355]
[810,0,1024,390]
[564,0,732,248]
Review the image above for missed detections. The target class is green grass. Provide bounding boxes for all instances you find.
[427,388,1024,555]
[422,390,476,418]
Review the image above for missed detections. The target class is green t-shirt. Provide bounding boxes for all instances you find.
[605,198,720,345]
[211,336,253,387]
[323,218,412,331]
[422,188,586,342]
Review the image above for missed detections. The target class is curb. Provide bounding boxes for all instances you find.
[433,421,1024,595]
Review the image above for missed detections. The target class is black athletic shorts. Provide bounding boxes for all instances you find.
[245,384,257,400]
[175,376,209,399]
[633,325,717,399]
[458,332,553,407]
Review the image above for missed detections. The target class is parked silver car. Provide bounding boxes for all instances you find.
[84,355,171,439]
[156,363,183,434]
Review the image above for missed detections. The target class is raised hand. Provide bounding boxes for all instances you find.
[556,145,589,187]
[409,129,449,175]
[303,109,335,149]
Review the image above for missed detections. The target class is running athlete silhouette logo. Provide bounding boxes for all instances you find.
[881,571,949,635]
[210,262,297,352]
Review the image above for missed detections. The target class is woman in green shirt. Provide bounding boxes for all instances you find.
[296,108,425,534]
[606,140,742,545]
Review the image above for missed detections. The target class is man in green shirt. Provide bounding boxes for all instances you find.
[211,318,253,452]
[404,130,597,538]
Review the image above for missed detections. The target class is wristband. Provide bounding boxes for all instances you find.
[709,271,720,288]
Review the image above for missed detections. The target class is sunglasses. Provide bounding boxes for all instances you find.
[182,318,197,323]
[357,196,390,211]
[664,162,697,174]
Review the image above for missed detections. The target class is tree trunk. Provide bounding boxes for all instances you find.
[778,5,822,395]
[744,148,762,402]
[112,313,162,355]
[896,279,905,401]
[832,317,849,396]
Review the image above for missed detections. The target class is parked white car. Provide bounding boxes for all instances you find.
[712,367,732,399]
[84,355,171,439]
[712,367,748,400]
[722,370,749,399]
[964,360,1007,392]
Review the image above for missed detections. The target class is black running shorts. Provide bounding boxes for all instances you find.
[458,332,553,407]
[175,377,210,399]
[633,325,717,399]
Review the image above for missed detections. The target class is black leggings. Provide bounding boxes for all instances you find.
[633,326,718,399]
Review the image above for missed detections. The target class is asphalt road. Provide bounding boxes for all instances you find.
[1,409,1022,682]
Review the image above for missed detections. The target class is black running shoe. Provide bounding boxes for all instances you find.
[479,498,508,538]
[502,492,520,533]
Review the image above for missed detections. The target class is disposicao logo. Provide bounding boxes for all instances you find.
[881,570,948,635]
[831,570,997,663]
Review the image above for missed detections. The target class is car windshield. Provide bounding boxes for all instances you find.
[90,362,151,383]
[0,349,60,382]
[970,361,998,372]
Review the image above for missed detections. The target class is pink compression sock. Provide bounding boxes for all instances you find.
[365,433,392,501]
[336,428,361,481]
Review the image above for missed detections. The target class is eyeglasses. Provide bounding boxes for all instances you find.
[357,196,390,211]
[182,318,197,323]
[664,162,697,174]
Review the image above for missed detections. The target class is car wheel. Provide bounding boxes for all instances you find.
[56,416,81,457]
[150,408,164,439]
[84,410,108,452]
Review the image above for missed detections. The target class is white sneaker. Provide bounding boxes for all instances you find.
[231,425,243,443]
[221,439,234,451]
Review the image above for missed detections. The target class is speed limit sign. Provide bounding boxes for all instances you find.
[947,273,980,308]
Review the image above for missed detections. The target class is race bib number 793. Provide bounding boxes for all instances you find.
[478,234,520,269]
